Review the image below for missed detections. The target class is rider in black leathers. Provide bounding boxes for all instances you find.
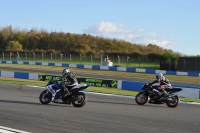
[59,68,78,97]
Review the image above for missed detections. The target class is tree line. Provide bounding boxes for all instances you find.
[0,25,185,61]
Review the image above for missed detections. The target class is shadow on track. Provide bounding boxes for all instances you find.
[88,100,169,108]
[0,99,72,108]
[88,100,135,105]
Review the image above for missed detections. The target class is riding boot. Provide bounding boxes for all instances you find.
[149,99,154,103]
[161,88,168,98]
[63,87,70,97]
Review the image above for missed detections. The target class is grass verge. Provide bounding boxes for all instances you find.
[0,64,200,83]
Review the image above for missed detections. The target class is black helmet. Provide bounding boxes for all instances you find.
[62,68,70,76]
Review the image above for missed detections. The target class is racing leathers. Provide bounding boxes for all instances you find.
[59,72,78,97]
[148,76,171,96]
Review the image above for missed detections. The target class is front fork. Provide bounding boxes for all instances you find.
[139,92,149,101]
[44,90,53,100]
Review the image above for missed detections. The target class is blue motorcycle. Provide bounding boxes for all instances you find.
[39,79,90,107]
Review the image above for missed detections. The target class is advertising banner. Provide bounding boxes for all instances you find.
[78,78,117,88]
[38,75,118,88]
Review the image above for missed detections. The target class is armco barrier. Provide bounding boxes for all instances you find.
[0,70,199,99]
[121,80,200,99]
[1,60,200,77]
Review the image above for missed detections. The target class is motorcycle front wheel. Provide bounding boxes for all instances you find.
[166,95,179,108]
[135,92,148,105]
[72,92,87,107]
[39,90,52,104]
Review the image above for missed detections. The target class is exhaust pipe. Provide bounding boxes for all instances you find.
[166,94,178,101]
[168,94,176,98]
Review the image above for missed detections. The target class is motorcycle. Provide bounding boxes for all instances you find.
[135,82,182,108]
[39,78,90,107]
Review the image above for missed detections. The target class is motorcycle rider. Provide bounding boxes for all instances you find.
[148,72,171,102]
[60,68,78,97]
[52,68,78,102]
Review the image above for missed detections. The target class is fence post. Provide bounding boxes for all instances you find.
[10,52,12,61]
[106,55,109,63]
[69,54,71,62]
[90,54,92,65]
[118,55,120,66]
[196,60,197,71]
[2,52,4,60]
[183,59,185,71]
[33,53,35,60]
[16,52,21,61]
[138,57,140,68]
[80,54,81,64]
[42,53,43,61]
[127,56,129,67]
[25,52,27,60]
[101,55,103,65]
[60,53,63,61]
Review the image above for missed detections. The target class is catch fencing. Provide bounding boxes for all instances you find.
[0,52,160,69]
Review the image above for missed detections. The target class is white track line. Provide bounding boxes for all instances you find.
[0,126,31,133]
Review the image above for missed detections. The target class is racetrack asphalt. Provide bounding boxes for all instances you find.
[0,66,200,133]
[0,83,200,133]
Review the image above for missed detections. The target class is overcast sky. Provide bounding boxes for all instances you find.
[1,0,200,55]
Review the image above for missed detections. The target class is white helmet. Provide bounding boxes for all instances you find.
[156,72,163,81]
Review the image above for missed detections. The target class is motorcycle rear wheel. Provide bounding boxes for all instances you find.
[39,90,52,104]
[166,95,179,108]
[72,92,87,107]
[135,92,148,105]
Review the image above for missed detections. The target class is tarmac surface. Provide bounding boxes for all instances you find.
[0,83,200,133]
[0,66,200,133]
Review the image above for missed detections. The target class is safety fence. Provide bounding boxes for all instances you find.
[0,53,160,69]
[0,60,200,77]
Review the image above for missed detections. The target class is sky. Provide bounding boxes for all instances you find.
[0,0,200,56]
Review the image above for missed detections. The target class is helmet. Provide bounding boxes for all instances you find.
[156,72,163,81]
[62,68,70,76]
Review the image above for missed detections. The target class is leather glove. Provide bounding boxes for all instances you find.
[158,85,164,90]
[52,77,58,83]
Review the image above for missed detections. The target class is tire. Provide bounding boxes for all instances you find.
[39,90,52,104]
[135,92,148,105]
[166,95,179,108]
[72,92,87,107]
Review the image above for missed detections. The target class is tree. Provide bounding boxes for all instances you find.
[6,41,23,51]
[0,26,12,49]
[74,44,91,56]
[0,25,183,58]
[161,52,178,61]
[0,32,3,49]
